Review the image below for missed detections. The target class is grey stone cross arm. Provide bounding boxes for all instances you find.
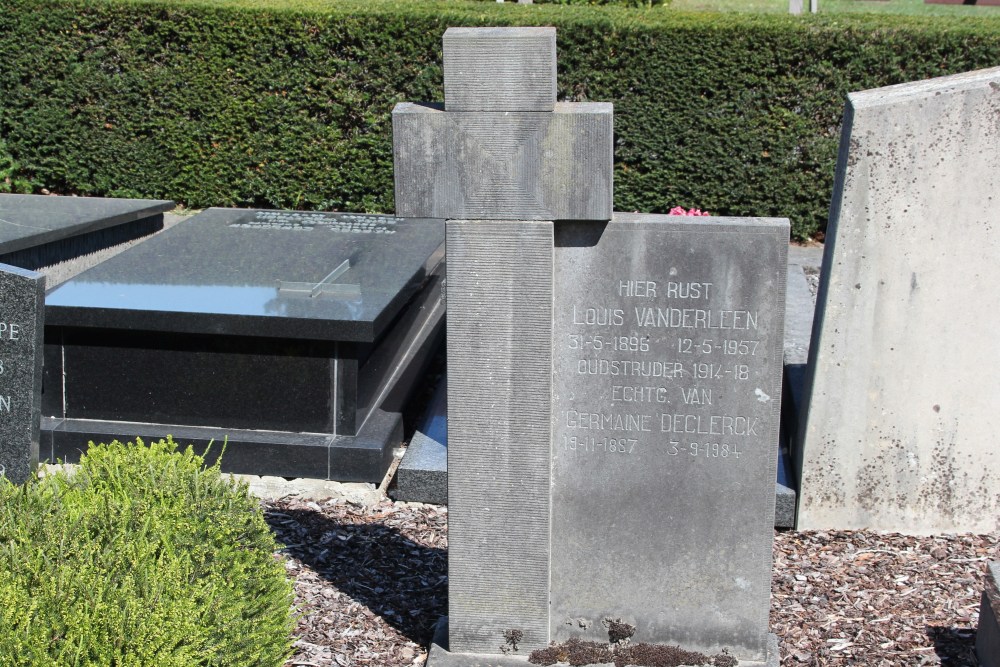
[392,27,614,222]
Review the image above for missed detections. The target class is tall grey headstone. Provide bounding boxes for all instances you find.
[551,215,786,662]
[0,263,44,484]
[796,67,1000,534]
[409,27,782,666]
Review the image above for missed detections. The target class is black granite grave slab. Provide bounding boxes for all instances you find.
[42,209,445,481]
[0,263,44,483]
[0,194,173,269]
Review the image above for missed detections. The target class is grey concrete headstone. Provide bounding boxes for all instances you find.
[444,27,555,112]
[796,67,1000,534]
[446,220,553,655]
[418,26,781,667]
[978,562,1000,667]
[550,214,786,663]
[0,263,44,484]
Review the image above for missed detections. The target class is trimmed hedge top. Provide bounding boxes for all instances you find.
[2,0,1000,238]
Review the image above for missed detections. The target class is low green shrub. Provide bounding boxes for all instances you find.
[0,437,295,667]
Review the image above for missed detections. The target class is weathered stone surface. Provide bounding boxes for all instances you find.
[0,263,44,483]
[443,27,556,112]
[796,67,1000,534]
[446,221,552,654]
[392,102,612,220]
[550,214,787,662]
[978,562,1000,667]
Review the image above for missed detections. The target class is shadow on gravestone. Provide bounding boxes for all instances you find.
[400,27,784,667]
[795,67,1000,534]
[0,263,44,484]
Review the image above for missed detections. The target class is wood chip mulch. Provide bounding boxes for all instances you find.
[265,497,997,667]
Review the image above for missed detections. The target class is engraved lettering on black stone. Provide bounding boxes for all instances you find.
[230,211,398,234]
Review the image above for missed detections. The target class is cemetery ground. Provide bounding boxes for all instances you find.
[265,491,996,666]
[28,206,996,666]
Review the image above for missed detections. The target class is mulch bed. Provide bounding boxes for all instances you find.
[266,496,996,667]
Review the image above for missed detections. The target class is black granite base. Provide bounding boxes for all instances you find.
[42,408,401,481]
[977,562,999,667]
[40,210,447,482]
[425,618,779,667]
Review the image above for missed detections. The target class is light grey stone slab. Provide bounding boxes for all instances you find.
[550,214,787,662]
[796,66,1000,534]
[392,102,613,221]
[979,562,1000,667]
[443,27,556,112]
[0,263,44,483]
[446,221,552,654]
[783,264,815,368]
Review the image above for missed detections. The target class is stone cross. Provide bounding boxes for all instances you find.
[394,27,612,221]
[395,27,612,656]
[394,27,783,666]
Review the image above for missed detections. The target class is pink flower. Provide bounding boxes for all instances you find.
[668,206,710,216]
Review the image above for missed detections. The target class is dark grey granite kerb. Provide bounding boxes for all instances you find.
[0,263,44,483]
[391,376,447,505]
[978,561,1000,667]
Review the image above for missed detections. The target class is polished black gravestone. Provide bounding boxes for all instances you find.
[42,209,445,481]
[0,194,173,269]
[0,263,44,483]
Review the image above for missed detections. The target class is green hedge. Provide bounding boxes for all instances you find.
[2,0,1000,239]
[0,438,295,666]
